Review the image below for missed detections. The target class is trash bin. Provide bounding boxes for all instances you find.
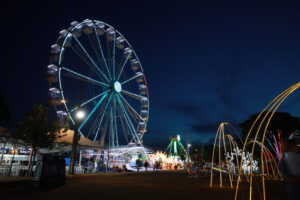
[32,154,65,186]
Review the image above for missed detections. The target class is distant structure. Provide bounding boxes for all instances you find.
[166,135,187,157]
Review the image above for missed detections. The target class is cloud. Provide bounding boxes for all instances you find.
[190,123,218,133]
[166,101,216,121]
[189,118,240,136]
[143,127,173,150]
[192,135,215,145]
[213,66,250,115]
[280,95,300,110]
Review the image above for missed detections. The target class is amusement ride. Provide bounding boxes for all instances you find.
[45,19,150,149]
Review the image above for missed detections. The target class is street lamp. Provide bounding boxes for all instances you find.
[75,109,85,120]
[187,143,191,171]
[184,129,191,171]
[69,109,85,175]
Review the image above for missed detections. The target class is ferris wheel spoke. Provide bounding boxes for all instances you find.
[121,90,145,100]
[106,39,112,79]
[119,93,145,122]
[70,45,94,69]
[78,93,108,131]
[61,67,109,87]
[94,107,110,146]
[116,102,129,143]
[70,45,104,82]
[86,102,107,139]
[116,97,136,135]
[109,104,117,147]
[94,94,114,141]
[108,106,113,146]
[112,33,116,80]
[125,105,139,123]
[110,104,117,147]
[92,25,112,80]
[116,52,132,81]
[113,98,119,146]
[88,34,112,80]
[105,30,117,80]
[70,90,109,112]
[116,96,133,142]
[121,73,143,85]
[72,35,110,82]
[119,96,139,123]
[116,95,140,143]
[99,117,109,146]
[71,44,109,83]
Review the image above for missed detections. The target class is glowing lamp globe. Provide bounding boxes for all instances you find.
[114,81,122,93]
[76,110,85,120]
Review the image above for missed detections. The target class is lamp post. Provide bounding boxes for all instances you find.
[185,129,190,171]
[187,143,191,171]
[69,109,85,175]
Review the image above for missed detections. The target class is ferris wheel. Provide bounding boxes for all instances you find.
[45,19,149,147]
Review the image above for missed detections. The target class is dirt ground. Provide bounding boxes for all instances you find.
[0,171,286,200]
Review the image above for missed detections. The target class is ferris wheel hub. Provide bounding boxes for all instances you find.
[113,81,122,93]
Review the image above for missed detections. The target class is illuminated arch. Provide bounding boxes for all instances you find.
[210,122,242,188]
[235,82,300,200]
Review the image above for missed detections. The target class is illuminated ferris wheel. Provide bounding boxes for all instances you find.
[45,19,149,147]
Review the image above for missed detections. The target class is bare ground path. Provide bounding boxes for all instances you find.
[0,171,286,200]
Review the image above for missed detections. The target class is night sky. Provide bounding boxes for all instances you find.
[1,1,300,149]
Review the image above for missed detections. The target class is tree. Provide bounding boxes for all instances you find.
[239,112,300,141]
[0,94,13,170]
[0,93,11,124]
[17,104,68,176]
[190,145,213,162]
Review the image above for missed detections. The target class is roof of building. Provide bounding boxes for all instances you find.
[0,126,13,138]
[55,129,103,148]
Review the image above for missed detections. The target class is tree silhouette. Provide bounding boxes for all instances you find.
[0,94,11,124]
[190,145,213,162]
[239,112,300,141]
[17,104,68,175]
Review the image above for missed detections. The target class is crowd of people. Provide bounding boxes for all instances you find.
[188,160,211,178]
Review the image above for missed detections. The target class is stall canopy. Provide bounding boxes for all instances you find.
[55,130,103,149]
[0,126,12,138]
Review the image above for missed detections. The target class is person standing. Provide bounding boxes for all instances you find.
[280,139,300,200]
[144,160,149,172]
[154,161,158,171]
[136,158,141,172]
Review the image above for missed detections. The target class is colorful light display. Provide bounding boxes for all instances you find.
[209,122,280,192]
[148,151,184,170]
[210,122,242,188]
[234,82,300,200]
[166,135,187,157]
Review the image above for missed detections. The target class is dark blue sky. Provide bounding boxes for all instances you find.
[1,1,300,149]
